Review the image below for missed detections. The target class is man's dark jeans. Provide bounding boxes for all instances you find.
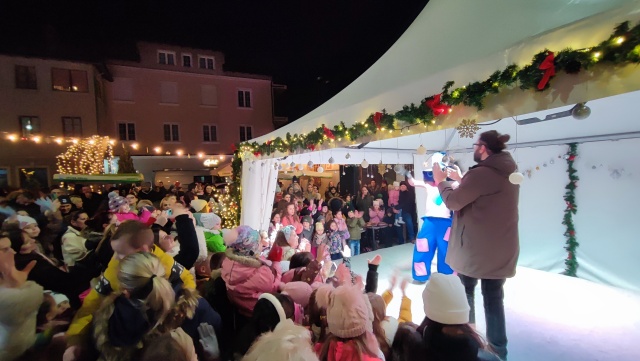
[458,274,508,360]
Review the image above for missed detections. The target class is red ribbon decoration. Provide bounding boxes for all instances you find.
[424,94,451,116]
[231,144,237,152]
[307,144,316,151]
[373,112,383,129]
[537,51,555,90]
[253,151,261,157]
[266,140,272,146]
[323,126,335,140]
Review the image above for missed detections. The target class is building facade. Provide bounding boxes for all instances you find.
[0,54,102,188]
[102,42,278,183]
[0,42,282,188]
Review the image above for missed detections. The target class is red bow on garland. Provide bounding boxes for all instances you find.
[307,144,316,151]
[266,140,272,146]
[323,126,335,140]
[373,112,383,129]
[424,94,451,116]
[537,51,555,90]
[231,144,237,152]
[253,151,261,157]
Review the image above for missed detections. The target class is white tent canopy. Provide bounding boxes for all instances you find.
[252,0,639,145]
[240,0,640,291]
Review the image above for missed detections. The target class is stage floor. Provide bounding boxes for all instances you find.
[349,244,640,361]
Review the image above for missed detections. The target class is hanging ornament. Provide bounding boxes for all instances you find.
[361,159,369,168]
[317,166,324,173]
[290,161,295,168]
[328,156,335,164]
[308,160,314,167]
[456,119,480,138]
[345,153,351,159]
[298,164,305,171]
[509,172,524,184]
[416,145,427,155]
[273,164,278,170]
[394,164,404,173]
[278,164,283,170]
[550,159,555,165]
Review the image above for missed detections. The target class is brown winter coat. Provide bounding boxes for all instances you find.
[438,152,519,279]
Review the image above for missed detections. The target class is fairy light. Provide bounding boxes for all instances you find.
[615,36,625,45]
[154,146,162,154]
[7,134,17,142]
[57,135,113,175]
[176,149,184,156]
[54,138,63,145]
[32,136,41,143]
[131,143,139,150]
[198,152,204,159]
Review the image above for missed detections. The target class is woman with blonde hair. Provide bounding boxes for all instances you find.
[92,252,178,361]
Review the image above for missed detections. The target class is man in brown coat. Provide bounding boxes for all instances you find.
[433,130,519,361]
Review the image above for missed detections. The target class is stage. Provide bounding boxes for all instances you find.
[349,244,640,361]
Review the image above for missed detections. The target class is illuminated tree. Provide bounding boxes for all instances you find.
[57,136,113,175]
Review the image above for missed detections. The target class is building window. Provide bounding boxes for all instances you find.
[182,54,192,67]
[237,90,252,108]
[19,116,41,137]
[62,117,82,137]
[160,81,178,104]
[201,85,218,106]
[158,51,176,65]
[203,125,218,142]
[198,56,215,70]
[51,68,88,92]
[112,77,133,101]
[164,123,180,142]
[15,65,37,89]
[118,122,136,141]
[239,125,253,142]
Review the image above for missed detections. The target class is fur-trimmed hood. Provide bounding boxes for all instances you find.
[224,247,263,268]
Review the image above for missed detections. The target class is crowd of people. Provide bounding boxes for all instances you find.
[0,131,518,361]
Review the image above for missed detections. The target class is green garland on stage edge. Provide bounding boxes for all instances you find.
[229,20,639,228]
[562,143,579,277]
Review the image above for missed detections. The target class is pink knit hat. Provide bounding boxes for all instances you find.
[324,285,373,339]
[281,281,313,307]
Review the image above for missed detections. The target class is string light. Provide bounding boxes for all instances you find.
[154,146,162,154]
[56,135,113,175]
[176,149,184,156]
[131,143,139,150]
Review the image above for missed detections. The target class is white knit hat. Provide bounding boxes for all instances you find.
[393,181,400,187]
[200,213,221,229]
[422,273,470,325]
[16,215,37,229]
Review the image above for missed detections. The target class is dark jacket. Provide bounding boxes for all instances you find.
[15,252,93,309]
[438,152,519,279]
[172,214,200,270]
[80,192,104,217]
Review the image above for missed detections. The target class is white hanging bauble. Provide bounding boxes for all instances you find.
[417,145,427,155]
[290,161,296,168]
[298,164,305,171]
[394,164,404,173]
[317,166,324,173]
[509,172,524,185]
[308,160,314,167]
[328,156,335,164]
[361,159,369,168]
[345,153,351,159]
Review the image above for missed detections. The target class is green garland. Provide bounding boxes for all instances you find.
[230,20,640,227]
[228,150,243,227]
[562,143,579,277]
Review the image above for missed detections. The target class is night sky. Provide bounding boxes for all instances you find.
[0,0,429,121]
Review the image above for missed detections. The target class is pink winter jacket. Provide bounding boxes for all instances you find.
[221,248,282,317]
[281,214,304,235]
[387,189,400,207]
[368,208,385,223]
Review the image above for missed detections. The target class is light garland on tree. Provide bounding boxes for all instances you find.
[56,136,113,175]
[216,185,240,228]
[562,143,579,277]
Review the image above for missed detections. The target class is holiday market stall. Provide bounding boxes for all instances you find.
[233,0,640,291]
